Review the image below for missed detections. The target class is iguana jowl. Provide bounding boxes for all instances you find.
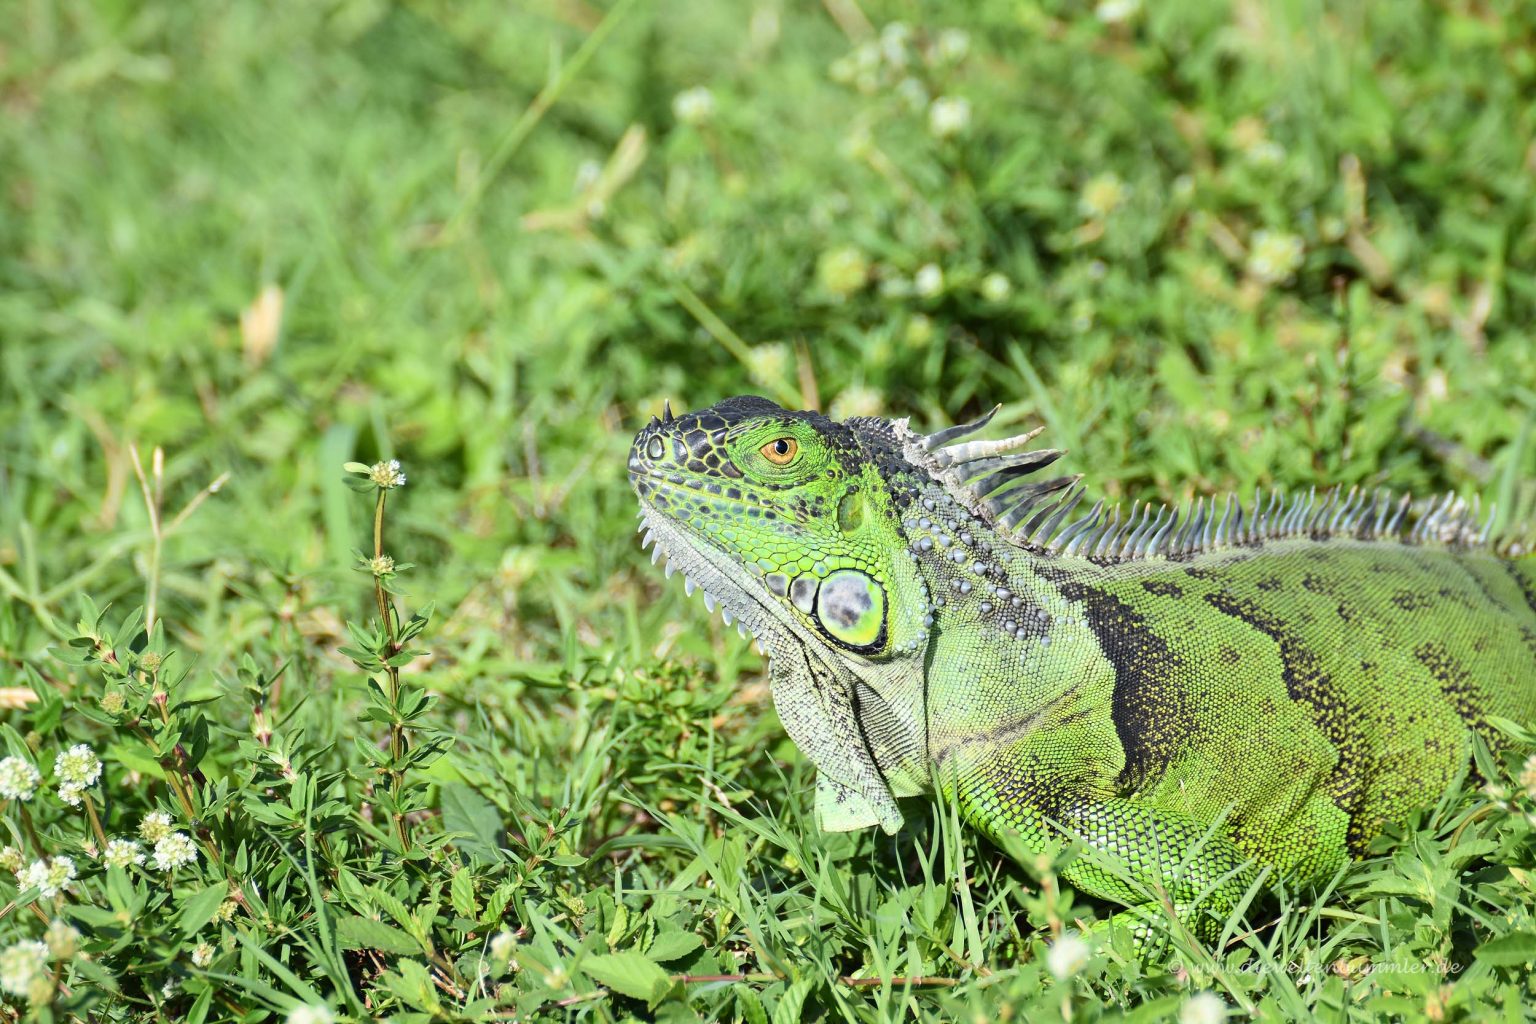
[628,395,1536,935]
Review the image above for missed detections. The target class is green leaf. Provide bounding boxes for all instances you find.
[179,883,230,936]
[450,870,478,918]
[1474,932,1536,967]
[336,915,421,955]
[581,951,673,1006]
[439,782,505,862]
[646,930,703,963]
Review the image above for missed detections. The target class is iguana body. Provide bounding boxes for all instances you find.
[629,395,1536,938]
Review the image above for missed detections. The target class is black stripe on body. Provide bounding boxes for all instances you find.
[1057,581,1197,792]
[1202,591,1375,851]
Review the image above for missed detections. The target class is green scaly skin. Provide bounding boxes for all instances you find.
[628,396,1536,944]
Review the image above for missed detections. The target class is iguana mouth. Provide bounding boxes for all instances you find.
[634,502,779,657]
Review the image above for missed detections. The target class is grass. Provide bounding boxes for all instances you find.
[2,0,1536,1020]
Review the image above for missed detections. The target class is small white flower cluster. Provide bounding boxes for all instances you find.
[54,744,102,807]
[18,856,76,899]
[1079,172,1128,220]
[102,838,146,868]
[1095,0,1142,25]
[153,832,198,872]
[913,263,945,298]
[192,942,215,968]
[140,810,174,842]
[1247,229,1305,285]
[0,756,42,801]
[831,23,972,92]
[672,86,715,127]
[1180,991,1229,1024]
[928,96,971,139]
[369,460,406,490]
[287,1005,337,1024]
[0,940,50,999]
[1519,752,1536,801]
[1046,931,1093,980]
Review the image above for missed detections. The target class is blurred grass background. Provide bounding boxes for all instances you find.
[5,0,1536,662]
[3,0,1536,1017]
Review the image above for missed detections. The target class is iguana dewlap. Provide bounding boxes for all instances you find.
[628,395,1536,937]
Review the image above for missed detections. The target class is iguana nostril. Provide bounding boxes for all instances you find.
[647,436,665,460]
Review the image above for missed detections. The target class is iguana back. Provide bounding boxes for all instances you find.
[628,395,1536,939]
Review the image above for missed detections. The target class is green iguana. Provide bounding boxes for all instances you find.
[628,395,1536,941]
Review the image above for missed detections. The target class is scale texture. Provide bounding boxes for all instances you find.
[628,395,1536,939]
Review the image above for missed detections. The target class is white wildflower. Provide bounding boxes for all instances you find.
[140,811,174,843]
[879,22,912,68]
[913,263,945,298]
[44,920,79,960]
[1095,0,1142,24]
[368,459,406,489]
[20,856,76,899]
[1079,172,1127,219]
[934,28,970,64]
[57,782,85,807]
[928,96,972,139]
[0,846,21,873]
[286,1005,337,1024]
[1246,229,1304,284]
[746,342,791,387]
[489,929,517,964]
[153,832,198,872]
[103,838,146,868]
[1519,753,1536,801]
[54,744,101,788]
[1046,931,1092,980]
[0,757,41,801]
[980,272,1012,302]
[0,941,49,997]
[192,942,215,968]
[816,246,870,297]
[671,87,715,126]
[1180,991,1228,1024]
[829,386,883,421]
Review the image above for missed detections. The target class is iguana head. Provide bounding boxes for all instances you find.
[628,394,1075,833]
[627,395,930,663]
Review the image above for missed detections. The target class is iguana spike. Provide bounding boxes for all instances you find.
[1147,504,1180,556]
[1386,493,1412,535]
[929,426,1048,468]
[648,415,662,429]
[662,399,675,424]
[1088,504,1124,560]
[1015,483,1083,540]
[964,452,1070,502]
[921,405,1002,451]
[993,476,1078,533]
[1477,501,1497,546]
[1121,502,1159,557]
[1214,492,1237,547]
[1052,499,1105,556]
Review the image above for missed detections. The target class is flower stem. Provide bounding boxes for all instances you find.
[372,488,411,853]
[81,793,108,851]
[18,804,43,854]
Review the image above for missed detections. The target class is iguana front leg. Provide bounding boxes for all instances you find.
[952,771,1258,949]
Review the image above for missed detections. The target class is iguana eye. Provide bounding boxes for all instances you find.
[761,437,799,465]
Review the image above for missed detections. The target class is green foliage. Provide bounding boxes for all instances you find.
[1,0,1535,1020]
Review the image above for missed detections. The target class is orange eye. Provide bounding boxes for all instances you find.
[761,437,799,465]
